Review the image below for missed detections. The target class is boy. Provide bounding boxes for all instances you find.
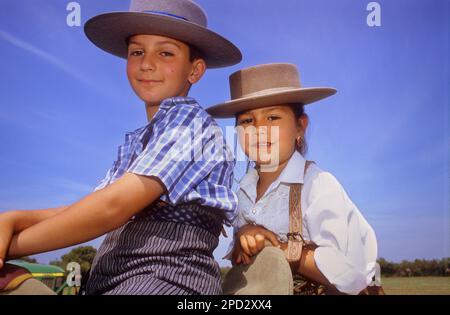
[0,0,241,295]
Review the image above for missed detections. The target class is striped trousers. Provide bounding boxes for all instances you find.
[83,204,224,295]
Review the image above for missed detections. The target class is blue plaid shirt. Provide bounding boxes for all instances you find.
[94,97,238,223]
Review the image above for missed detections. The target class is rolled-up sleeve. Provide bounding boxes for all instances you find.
[305,172,377,294]
[127,105,226,205]
[93,161,117,192]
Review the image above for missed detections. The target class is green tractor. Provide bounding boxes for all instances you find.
[8,260,78,295]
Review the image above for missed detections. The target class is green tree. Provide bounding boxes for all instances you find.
[377,257,450,277]
[50,246,97,278]
[377,258,396,276]
[19,256,38,263]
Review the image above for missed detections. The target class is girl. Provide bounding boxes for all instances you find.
[207,63,378,295]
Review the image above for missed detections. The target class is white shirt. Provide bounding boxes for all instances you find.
[228,151,378,295]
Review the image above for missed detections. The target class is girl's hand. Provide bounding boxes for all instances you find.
[231,241,252,265]
[236,224,280,257]
[0,212,16,269]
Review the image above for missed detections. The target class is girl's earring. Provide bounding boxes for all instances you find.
[296,136,302,148]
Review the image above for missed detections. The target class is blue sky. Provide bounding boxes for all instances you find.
[0,0,448,266]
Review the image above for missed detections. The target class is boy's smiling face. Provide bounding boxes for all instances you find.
[126,34,206,116]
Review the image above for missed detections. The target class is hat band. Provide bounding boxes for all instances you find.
[237,86,300,99]
[141,10,189,21]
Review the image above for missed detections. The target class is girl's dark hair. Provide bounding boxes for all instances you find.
[289,104,309,156]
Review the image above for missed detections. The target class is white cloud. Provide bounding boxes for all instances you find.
[51,177,94,194]
[0,29,98,91]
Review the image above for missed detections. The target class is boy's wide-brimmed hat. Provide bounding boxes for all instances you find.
[207,63,337,118]
[84,0,242,68]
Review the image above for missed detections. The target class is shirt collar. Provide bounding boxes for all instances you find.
[126,96,198,138]
[277,151,307,185]
[159,96,197,111]
[238,151,307,201]
[238,167,258,202]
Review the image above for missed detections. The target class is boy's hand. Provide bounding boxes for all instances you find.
[236,224,280,257]
[0,212,16,269]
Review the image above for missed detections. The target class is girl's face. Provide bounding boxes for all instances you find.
[236,105,306,171]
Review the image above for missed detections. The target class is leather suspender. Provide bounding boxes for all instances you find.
[286,161,314,263]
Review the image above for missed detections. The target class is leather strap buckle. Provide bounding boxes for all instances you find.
[287,232,305,243]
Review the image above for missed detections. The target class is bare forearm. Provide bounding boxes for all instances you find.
[296,248,333,288]
[7,192,124,259]
[9,206,69,232]
[6,173,164,259]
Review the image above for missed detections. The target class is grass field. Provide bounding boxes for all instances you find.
[381,277,450,295]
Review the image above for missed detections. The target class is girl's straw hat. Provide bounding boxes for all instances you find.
[84,0,242,68]
[207,63,337,118]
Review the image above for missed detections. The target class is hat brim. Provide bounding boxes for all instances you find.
[84,12,242,68]
[222,247,293,295]
[206,87,337,118]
